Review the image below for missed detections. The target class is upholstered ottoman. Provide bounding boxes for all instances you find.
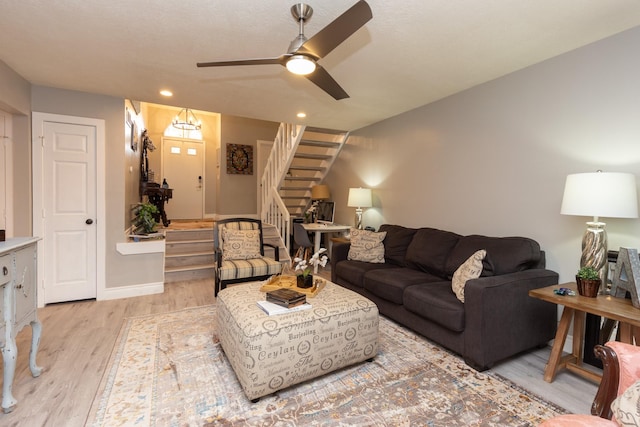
[216,280,379,401]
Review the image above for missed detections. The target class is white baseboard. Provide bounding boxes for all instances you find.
[98,281,164,301]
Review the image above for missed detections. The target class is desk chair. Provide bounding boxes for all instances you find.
[293,222,314,261]
[213,218,282,297]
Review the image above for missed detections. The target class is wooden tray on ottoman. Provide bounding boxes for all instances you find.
[260,275,325,297]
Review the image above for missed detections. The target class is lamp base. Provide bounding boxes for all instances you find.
[580,221,608,282]
[354,208,363,230]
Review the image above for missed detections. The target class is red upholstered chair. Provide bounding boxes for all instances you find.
[539,341,640,426]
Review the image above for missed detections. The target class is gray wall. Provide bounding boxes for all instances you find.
[31,86,165,288]
[326,26,640,284]
[218,115,279,215]
[0,60,32,236]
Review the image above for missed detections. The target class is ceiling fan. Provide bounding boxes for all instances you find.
[197,1,372,100]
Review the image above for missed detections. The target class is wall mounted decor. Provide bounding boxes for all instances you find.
[226,144,253,175]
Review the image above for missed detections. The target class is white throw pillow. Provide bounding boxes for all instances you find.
[611,379,640,425]
[451,249,486,303]
[222,228,262,260]
[348,228,386,263]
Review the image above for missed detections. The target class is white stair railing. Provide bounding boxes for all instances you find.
[261,123,305,251]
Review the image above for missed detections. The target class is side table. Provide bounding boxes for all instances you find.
[529,282,640,383]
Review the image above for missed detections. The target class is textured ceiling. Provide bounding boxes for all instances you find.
[1,1,640,130]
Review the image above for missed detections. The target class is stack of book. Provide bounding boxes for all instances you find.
[266,288,306,308]
[257,288,311,316]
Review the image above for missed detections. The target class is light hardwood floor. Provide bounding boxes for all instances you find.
[1,276,598,426]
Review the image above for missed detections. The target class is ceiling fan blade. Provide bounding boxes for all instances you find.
[297,0,372,59]
[305,65,349,100]
[197,56,289,68]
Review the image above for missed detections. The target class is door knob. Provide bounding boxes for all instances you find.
[86,219,94,225]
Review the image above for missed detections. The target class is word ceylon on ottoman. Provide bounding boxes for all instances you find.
[216,280,379,401]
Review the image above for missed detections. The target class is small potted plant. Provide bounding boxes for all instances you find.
[293,248,328,289]
[576,266,602,298]
[135,202,159,234]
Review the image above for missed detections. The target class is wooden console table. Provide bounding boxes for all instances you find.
[0,237,42,413]
[529,282,640,383]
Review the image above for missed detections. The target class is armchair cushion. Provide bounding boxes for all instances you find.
[611,379,640,425]
[217,257,282,282]
[221,228,262,260]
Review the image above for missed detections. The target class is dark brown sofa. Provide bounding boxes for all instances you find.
[331,224,559,370]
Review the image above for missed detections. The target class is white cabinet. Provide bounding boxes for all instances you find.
[0,237,42,413]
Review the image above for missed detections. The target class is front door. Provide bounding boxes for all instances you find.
[162,137,204,220]
[33,113,99,304]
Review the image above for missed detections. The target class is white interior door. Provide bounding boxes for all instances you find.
[162,138,204,220]
[35,116,98,303]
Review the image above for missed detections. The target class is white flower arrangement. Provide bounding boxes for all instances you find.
[294,248,328,277]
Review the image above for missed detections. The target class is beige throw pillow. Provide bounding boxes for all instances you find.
[451,249,486,303]
[611,379,640,425]
[222,228,262,260]
[348,228,386,263]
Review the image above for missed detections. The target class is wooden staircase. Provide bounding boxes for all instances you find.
[164,227,215,283]
[280,127,349,217]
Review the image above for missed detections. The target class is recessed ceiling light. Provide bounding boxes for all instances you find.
[296,112,306,118]
[160,89,173,97]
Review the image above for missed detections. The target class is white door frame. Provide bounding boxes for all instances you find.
[0,110,13,237]
[32,112,106,307]
[257,140,273,217]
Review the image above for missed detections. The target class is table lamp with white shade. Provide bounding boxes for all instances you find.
[348,188,372,229]
[560,171,638,281]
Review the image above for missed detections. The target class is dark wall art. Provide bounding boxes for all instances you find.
[226,143,253,175]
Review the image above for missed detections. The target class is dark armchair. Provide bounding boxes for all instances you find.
[213,218,282,297]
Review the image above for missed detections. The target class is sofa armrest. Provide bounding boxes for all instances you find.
[463,268,559,370]
[331,242,351,282]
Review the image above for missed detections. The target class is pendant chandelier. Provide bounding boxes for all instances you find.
[172,108,201,131]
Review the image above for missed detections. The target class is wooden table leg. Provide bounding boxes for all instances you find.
[573,310,586,366]
[619,322,633,343]
[544,306,575,382]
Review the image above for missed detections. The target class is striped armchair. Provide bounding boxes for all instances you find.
[213,218,282,297]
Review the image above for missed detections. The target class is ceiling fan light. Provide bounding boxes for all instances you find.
[286,55,316,75]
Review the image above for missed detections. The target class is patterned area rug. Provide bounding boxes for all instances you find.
[86,305,567,426]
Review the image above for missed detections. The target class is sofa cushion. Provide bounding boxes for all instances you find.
[348,228,387,263]
[378,224,418,266]
[403,282,466,332]
[445,235,541,278]
[363,268,443,305]
[335,260,395,289]
[405,228,461,278]
[451,250,486,303]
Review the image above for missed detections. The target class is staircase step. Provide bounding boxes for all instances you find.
[304,127,348,135]
[165,228,213,242]
[294,153,332,160]
[166,239,213,255]
[165,266,215,283]
[299,139,342,148]
[288,165,326,171]
[165,252,215,268]
[284,176,321,181]
[281,186,311,191]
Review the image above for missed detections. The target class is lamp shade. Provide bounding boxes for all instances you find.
[348,188,372,208]
[311,184,330,200]
[560,172,638,219]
